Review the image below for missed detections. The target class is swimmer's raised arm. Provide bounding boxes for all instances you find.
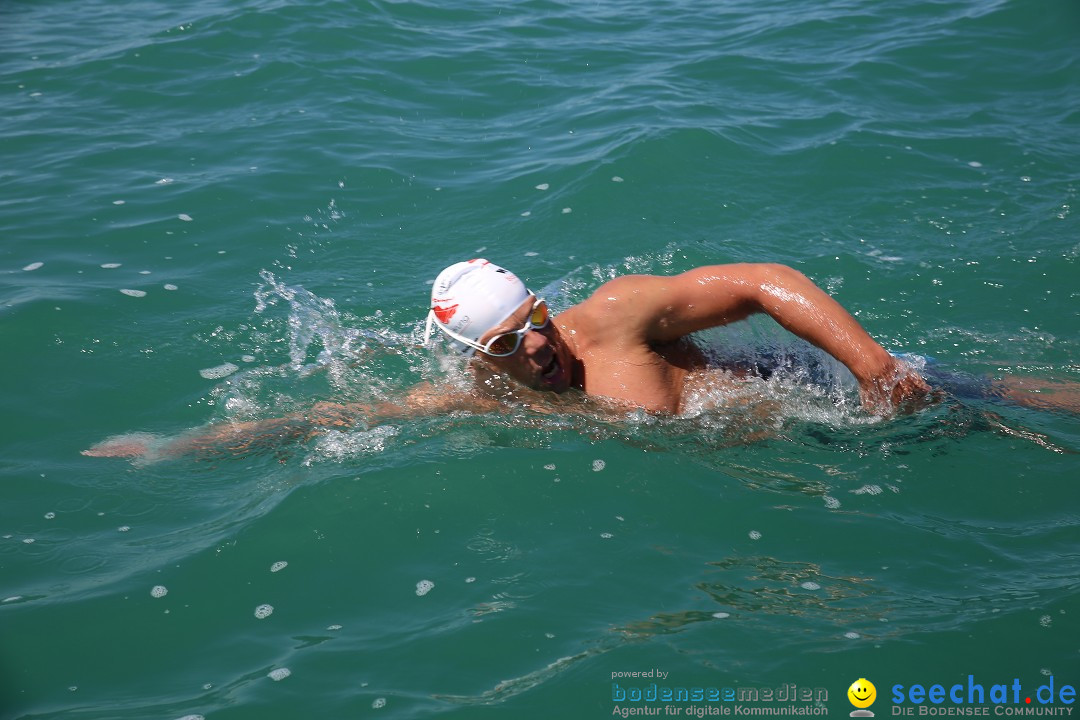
[589,263,931,412]
[82,382,498,460]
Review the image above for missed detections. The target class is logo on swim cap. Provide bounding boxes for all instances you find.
[432,303,459,324]
[425,259,530,355]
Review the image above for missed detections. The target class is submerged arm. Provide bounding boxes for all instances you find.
[83,382,496,460]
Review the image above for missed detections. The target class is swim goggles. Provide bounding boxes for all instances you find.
[432,296,550,357]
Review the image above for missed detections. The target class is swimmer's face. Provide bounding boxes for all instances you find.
[847,679,876,709]
[476,298,573,393]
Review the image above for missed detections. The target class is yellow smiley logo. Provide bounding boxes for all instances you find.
[848,678,877,710]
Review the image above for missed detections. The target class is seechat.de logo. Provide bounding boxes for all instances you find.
[849,678,878,717]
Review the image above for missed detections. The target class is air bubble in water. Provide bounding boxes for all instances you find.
[254,603,273,619]
[415,580,434,597]
[268,668,291,681]
[270,561,288,573]
[178,213,193,221]
[800,581,821,590]
[748,530,762,540]
[120,289,147,297]
[592,459,605,472]
[372,698,387,709]
[151,585,168,598]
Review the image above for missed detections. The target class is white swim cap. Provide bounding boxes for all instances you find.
[425,259,531,356]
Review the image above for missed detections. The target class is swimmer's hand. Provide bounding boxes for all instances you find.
[858,356,936,415]
[82,433,160,458]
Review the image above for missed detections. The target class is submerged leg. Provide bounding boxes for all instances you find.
[996,376,1080,414]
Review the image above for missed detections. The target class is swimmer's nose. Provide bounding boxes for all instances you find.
[520,328,548,357]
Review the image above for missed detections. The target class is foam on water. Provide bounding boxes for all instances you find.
[267,668,291,681]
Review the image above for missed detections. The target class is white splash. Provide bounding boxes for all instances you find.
[199,362,238,380]
[415,580,435,597]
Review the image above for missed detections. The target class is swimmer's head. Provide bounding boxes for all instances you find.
[424,259,531,356]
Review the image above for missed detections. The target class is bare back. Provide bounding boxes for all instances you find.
[556,301,706,413]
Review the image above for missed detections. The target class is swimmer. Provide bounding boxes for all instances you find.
[83,260,1076,459]
[422,259,930,414]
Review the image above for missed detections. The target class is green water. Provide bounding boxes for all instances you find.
[2,0,1078,718]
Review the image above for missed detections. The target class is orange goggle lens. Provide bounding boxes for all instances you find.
[485,302,550,356]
